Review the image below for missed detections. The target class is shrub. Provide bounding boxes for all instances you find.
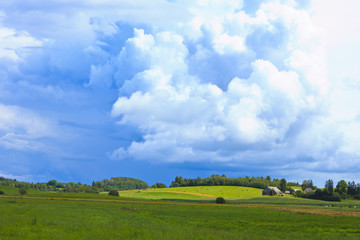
[340,193,348,199]
[324,193,341,202]
[215,197,225,204]
[108,190,119,196]
[294,191,304,198]
[353,194,360,200]
[155,183,167,188]
[0,190,5,195]
[19,188,27,195]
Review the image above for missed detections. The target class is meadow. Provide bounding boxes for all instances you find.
[1,185,360,239]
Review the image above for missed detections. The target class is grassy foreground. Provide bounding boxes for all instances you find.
[1,197,360,240]
[1,185,360,239]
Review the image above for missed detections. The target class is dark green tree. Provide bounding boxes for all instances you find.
[108,190,119,196]
[215,197,225,204]
[335,180,348,194]
[325,179,334,193]
[47,180,57,186]
[155,183,167,188]
[301,180,308,191]
[301,179,313,190]
[280,178,287,192]
[307,179,314,189]
[347,181,356,196]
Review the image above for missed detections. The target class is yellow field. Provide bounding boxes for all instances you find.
[119,186,267,200]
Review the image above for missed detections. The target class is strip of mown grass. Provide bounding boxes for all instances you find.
[1,197,360,240]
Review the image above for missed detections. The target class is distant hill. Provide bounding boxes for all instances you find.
[92,177,149,191]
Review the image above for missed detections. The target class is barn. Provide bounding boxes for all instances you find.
[304,188,314,194]
[290,189,302,194]
[262,186,283,196]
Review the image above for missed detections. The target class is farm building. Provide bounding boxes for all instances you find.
[284,191,290,194]
[290,189,302,194]
[304,188,314,194]
[262,186,283,196]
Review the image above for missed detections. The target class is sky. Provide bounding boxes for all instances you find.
[0,0,360,187]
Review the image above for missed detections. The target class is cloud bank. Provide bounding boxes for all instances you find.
[0,0,359,183]
[108,0,356,175]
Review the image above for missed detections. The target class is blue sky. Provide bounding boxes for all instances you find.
[0,0,360,186]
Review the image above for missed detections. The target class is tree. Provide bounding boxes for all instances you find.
[215,197,225,204]
[47,180,57,186]
[335,180,348,195]
[280,178,287,192]
[108,190,119,196]
[301,179,313,190]
[315,189,323,199]
[307,179,314,189]
[155,183,167,188]
[347,181,356,196]
[19,188,27,195]
[0,190,5,195]
[325,179,334,193]
[301,180,308,191]
[265,176,271,181]
[151,184,157,188]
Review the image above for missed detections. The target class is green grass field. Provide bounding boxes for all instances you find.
[1,185,360,239]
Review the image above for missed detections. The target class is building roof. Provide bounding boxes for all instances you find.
[266,186,283,195]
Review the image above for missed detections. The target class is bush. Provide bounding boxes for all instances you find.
[85,189,99,194]
[353,194,360,200]
[108,190,119,196]
[155,183,167,188]
[215,197,225,204]
[324,192,341,202]
[0,190,5,195]
[340,193,348,199]
[19,188,27,195]
[294,191,304,198]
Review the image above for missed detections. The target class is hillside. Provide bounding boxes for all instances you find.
[118,186,265,200]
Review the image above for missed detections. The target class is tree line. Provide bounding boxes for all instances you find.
[0,176,148,193]
[295,179,360,201]
[170,174,285,189]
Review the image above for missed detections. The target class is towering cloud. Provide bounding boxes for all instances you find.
[0,0,359,183]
